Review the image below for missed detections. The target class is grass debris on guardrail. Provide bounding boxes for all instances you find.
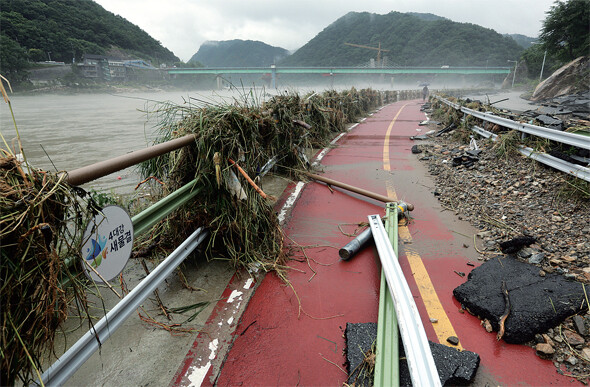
[138,88,417,271]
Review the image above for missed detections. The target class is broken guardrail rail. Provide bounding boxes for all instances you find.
[368,214,441,387]
[373,203,401,387]
[433,95,590,182]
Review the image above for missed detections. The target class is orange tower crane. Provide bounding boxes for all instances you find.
[344,42,390,67]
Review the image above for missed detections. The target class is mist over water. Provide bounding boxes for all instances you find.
[0,80,495,195]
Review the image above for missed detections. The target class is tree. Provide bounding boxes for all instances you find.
[0,34,29,82]
[539,0,590,62]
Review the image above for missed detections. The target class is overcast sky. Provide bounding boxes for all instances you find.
[93,0,556,62]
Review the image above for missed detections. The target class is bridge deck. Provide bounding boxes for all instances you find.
[167,66,510,75]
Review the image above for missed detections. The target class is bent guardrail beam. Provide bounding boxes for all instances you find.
[368,214,441,387]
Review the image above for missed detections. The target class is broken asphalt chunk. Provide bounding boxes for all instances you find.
[345,322,376,387]
[399,341,480,386]
[499,236,536,254]
[453,256,587,344]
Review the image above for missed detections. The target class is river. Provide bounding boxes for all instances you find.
[0,88,275,195]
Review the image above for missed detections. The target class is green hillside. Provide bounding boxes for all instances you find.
[190,40,289,67]
[506,33,537,49]
[0,0,179,81]
[280,11,524,67]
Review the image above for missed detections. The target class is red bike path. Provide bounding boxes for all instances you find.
[173,99,571,386]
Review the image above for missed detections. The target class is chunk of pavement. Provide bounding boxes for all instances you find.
[346,323,480,386]
[345,322,377,387]
[499,236,536,254]
[399,341,480,386]
[453,256,587,344]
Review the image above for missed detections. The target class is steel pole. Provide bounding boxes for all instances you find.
[304,172,414,210]
[539,50,547,81]
[66,134,197,186]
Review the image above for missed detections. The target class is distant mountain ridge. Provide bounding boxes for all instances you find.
[0,0,178,81]
[280,11,524,67]
[505,33,537,49]
[189,40,289,67]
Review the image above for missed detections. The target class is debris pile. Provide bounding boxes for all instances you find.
[141,88,404,271]
[0,154,91,385]
[417,96,590,380]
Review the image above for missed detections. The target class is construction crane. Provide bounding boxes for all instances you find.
[344,42,390,67]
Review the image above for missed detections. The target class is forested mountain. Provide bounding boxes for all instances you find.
[0,0,178,81]
[280,11,524,67]
[190,40,289,67]
[507,34,537,49]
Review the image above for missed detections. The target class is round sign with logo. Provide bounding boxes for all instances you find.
[81,205,134,283]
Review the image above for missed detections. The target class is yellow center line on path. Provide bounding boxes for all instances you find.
[383,105,462,350]
[383,104,408,171]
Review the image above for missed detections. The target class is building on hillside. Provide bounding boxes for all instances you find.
[78,54,161,82]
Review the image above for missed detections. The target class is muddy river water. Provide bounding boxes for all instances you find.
[0,88,275,194]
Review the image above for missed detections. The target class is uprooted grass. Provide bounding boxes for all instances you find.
[137,88,402,272]
[0,153,97,386]
[1,75,98,386]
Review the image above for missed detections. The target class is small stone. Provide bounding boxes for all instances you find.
[542,334,555,347]
[539,270,546,277]
[529,252,545,264]
[430,318,438,323]
[564,330,585,346]
[581,347,590,360]
[552,215,563,222]
[535,334,544,343]
[483,319,493,333]
[566,356,577,366]
[553,335,563,343]
[447,336,460,345]
[463,243,469,248]
[573,315,587,336]
[535,343,555,355]
[518,247,534,259]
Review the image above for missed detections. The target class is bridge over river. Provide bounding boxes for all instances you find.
[166,65,511,87]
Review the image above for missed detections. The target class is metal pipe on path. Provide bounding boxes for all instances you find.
[339,227,372,260]
[339,202,412,261]
[304,172,414,210]
[66,134,197,186]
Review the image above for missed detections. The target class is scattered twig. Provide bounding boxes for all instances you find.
[82,260,122,299]
[140,259,171,320]
[497,281,510,341]
[320,353,348,375]
[134,176,165,190]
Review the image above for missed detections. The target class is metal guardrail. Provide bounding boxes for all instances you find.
[368,214,441,387]
[435,95,590,151]
[374,203,400,387]
[463,106,590,150]
[131,179,201,237]
[472,125,590,182]
[39,228,209,386]
[435,95,590,182]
